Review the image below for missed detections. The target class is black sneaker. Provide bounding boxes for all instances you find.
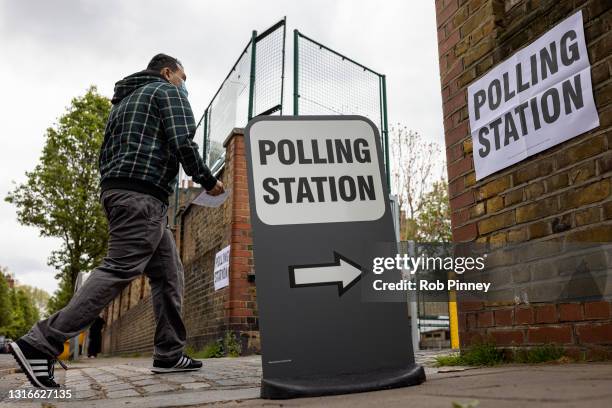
[9,339,66,388]
[151,354,203,373]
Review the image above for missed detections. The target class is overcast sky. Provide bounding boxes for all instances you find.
[0,0,443,295]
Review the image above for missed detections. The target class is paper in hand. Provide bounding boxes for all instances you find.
[192,188,230,208]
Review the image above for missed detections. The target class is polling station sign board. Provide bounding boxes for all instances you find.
[468,10,600,180]
[245,116,425,399]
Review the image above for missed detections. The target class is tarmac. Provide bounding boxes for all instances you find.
[1,351,611,407]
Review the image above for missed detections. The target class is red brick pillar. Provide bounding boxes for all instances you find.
[223,129,258,351]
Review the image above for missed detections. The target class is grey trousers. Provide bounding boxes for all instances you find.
[22,189,186,362]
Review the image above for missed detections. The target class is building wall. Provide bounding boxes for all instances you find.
[436,0,612,356]
[436,0,611,357]
[102,129,258,356]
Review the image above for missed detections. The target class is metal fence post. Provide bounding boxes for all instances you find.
[293,29,299,115]
[248,30,257,121]
[378,75,386,189]
[202,108,208,161]
[408,240,420,352]
[381,75,390,189]
[279,17,287,115]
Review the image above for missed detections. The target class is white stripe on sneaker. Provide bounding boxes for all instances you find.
[9,343,45,388]
[174,356,185,368]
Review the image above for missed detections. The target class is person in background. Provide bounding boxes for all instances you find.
[87,316,105,358]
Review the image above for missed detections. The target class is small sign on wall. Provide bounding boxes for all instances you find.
[213,245,231,290]
[468,10,600,180]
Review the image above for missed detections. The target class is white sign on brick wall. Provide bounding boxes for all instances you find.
[468,10,600,180]
[213,245,230,290]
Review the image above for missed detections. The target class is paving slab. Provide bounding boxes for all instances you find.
[1,352,611,407]
[226,363,612,408]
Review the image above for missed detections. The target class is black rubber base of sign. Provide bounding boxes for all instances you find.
[260,364,426,399]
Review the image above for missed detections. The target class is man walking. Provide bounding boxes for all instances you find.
[10,54,223,388]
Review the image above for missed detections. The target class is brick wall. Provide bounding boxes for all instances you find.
[102,272,155,355]
[102,129,258,356]
[178,129,258,352]
[436,0,611,355]
[460,300,612,359]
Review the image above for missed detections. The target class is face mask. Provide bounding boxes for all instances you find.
[179,79,188,97]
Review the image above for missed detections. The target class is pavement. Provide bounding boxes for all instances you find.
[0,354,16,377]
[0,351,611,407]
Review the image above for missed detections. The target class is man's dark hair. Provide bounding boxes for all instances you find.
[147,53,183,72]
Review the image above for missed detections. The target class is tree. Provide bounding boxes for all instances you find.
[413,179,451,242]
[9,288,40,338]
[4,287,40,339]
[390,124,442,220]
[5,87,111,313]
[18,289,39,335]
[18,285,50,319]
[390,124,448,241]
[45,276,74,316]
[0,267,44,338]
[0,269,13,334]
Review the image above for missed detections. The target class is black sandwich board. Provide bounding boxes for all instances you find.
[244,115,425,399]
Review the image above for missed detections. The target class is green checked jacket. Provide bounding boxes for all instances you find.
[99,70,217,204]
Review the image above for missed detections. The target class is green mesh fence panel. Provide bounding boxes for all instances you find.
[294,30,389,185]
[200,41,251,171]
[199,19,286,172]
[173,19,285,223]
[253,22,286,118]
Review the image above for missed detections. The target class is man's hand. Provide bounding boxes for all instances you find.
[206,180,225,196]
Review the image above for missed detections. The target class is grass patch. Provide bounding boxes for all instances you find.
[436,343,569,367]
[512,344,565,364]
[185,342,224,359]
[223,332,242,357]
[435,342,504,367]
[185,331,242,359]
[434,353,464,367]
